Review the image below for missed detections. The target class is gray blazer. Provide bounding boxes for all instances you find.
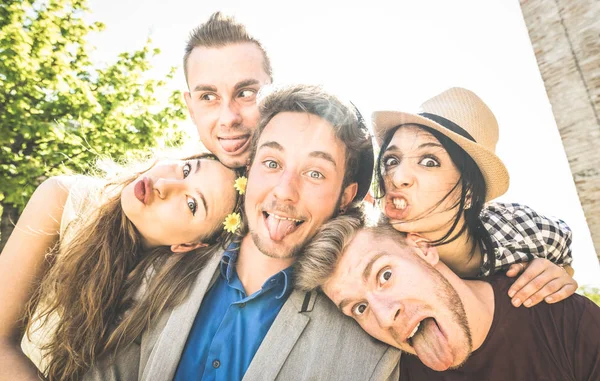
[84,251,401,381]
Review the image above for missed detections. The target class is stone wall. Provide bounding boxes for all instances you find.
[520,0,600,261]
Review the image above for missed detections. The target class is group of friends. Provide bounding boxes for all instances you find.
[1,11,599,381]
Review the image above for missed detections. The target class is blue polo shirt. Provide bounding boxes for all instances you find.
[173,242,294,381]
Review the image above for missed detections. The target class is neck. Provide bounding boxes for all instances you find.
[422,223,482,278]
[438,265,495,352]
[237,234,295,295]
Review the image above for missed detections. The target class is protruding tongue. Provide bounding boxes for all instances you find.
[219,137,248,153]
[413,318,454,371]
[266,214,298,241]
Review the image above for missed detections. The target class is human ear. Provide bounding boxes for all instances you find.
[339,183,359,212]
[170,242,208,253]
[184,91,194,119]
[405,233,439,266]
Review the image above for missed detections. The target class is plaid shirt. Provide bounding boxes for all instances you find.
[478,202,573,277]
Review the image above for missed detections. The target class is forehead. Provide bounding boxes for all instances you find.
[186,42,269,88]
[257,112,347,165]
[388,124,441,150]
[325,231,407,295]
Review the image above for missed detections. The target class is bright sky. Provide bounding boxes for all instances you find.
[85,0,600,287]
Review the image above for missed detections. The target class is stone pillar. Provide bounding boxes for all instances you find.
[520,0,600,261]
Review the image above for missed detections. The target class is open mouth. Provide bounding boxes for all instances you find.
[262,211,305,241]
[406,318,429,347]
[385,196,410,220]
[218,135,251,154]
[408,317,453,371]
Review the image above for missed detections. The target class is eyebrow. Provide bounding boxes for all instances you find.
[194,160,208,217]
[192,78,260,93]
[258,141,284,152]
[192,84,217,92]
[362,252,387,282]
[309,151,337,169]
[336,252,387,312]
[258,142,337,167]
[234,79,260,91]
[385,142,442,154]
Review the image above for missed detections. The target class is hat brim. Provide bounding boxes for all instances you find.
[372,110,509,202]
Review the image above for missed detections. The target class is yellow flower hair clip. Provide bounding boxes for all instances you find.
[234,176,247,195]
[223,212,241,234]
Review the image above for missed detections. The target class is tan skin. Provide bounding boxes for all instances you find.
[0,158,237,380]
[184,43,272,169]
[240,112,357,295]
[381,125,577,308]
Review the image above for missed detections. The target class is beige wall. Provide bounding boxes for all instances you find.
[520,0,600,261]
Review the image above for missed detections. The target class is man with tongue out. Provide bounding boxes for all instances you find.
[296,217,600,381]
[144,84,399,381]
[183,12,273,169]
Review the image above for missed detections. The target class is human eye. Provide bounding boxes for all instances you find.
[382,155,399,168]
[418,155,440,168]
[306,170,325,180]
[186,196,197,216]
[378,268,393,285]
[199,93,217,101]
[182,162,192,178]
[351,302,368,317]
[263,159,280,170]
[238,89,256,99]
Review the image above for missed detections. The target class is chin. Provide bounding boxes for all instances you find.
[250,231,304,259]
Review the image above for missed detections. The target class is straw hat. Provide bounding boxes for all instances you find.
[372,87,509,202]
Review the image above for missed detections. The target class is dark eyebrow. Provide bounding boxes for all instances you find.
[337,298,353,312]
[194,160,208,217]
[234,79,260,91]
[196,188,208,219]
[195,158,201,175]
[309,151,337,169]
[192,84,217,92]
[336,252,387,312]
[362,252,387,283]
[384,144,399,153]
[258,141,284,152]
[418,142,443,149]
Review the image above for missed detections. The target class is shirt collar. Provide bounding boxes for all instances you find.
[219,241,294,299]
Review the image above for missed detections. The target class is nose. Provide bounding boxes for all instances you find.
[153,178,186,200]
[369,294,401,329]
[272,169,300,203]
[390,161,415,189]
[218,97,243,128]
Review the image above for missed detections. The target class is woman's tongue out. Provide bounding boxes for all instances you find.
[265,213,300,241]
[412,318,454,371]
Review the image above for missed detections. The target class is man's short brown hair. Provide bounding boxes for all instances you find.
[295,214,409,291]
[183,12,273,84]
[249,84,375,205]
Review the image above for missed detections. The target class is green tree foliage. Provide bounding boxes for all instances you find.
[0,0,188,249]
[579,286,600,306]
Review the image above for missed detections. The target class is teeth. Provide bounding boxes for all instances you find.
[393,198,407,210]
[408,322,420,339]
[271,213,303,223]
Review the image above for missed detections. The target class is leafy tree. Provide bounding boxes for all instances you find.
[579,286,600,306]
[0,0,188,250]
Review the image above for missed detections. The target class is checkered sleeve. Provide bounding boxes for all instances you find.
[479,202,573,276]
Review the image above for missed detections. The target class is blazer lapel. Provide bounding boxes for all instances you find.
[140,251,223,381]
[242,290,311,381]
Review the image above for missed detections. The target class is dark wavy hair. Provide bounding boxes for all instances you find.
[375,124,495,271]
[26,153,244,381]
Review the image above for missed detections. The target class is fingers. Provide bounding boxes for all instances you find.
[506,262,526,278]
[507,258,577,308]
[544,279,578,304]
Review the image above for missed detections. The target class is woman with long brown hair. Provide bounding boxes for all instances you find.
[0,151,244,381]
